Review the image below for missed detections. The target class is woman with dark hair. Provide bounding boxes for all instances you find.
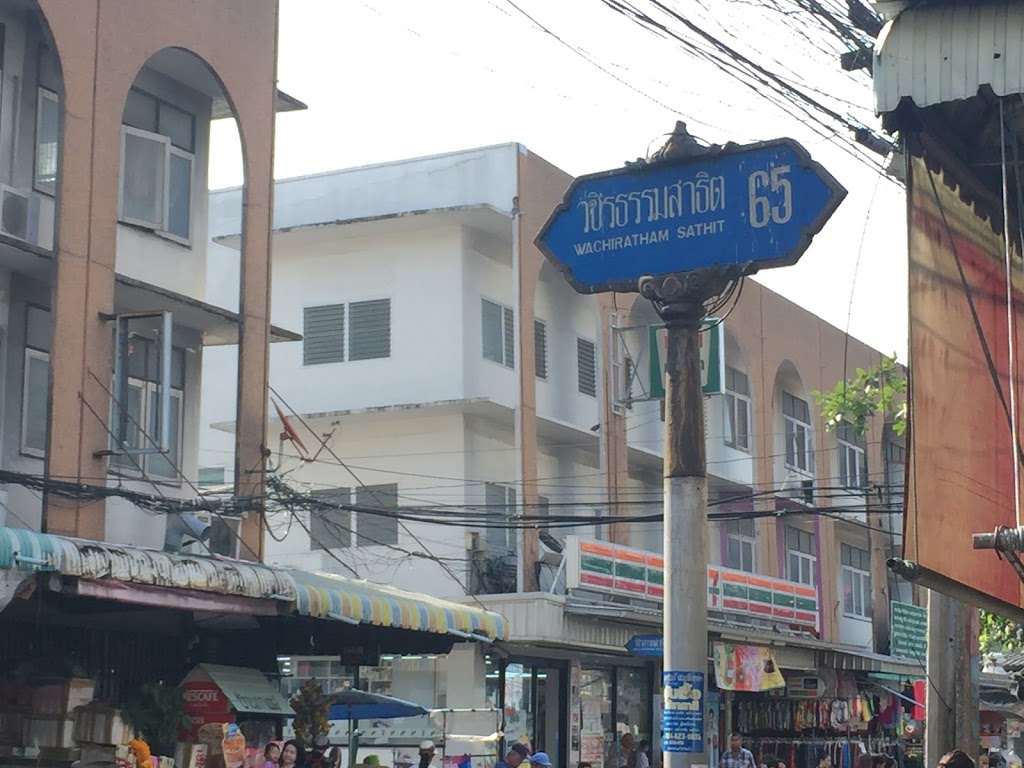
[280,740,306,768]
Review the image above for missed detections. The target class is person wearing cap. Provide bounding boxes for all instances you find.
[530,754,552,768]
[496,744,531,768]
[418,742,436,768]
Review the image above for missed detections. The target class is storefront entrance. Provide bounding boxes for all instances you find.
[489,657,569,762]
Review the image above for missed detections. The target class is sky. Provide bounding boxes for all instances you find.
[208,0,907,361]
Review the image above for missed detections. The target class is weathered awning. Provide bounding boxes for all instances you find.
[874,2,1024,114]
[286,570,509,642]
[0,526,508,641]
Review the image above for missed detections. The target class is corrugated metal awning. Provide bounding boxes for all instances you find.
[0,525,296,599]
[818,648,923,676]
[286,570,509,642]
[0,526,509,641]
[874,2,1024,114]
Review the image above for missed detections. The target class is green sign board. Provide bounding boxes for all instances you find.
[890,601,927,661]
[649,319,724,398]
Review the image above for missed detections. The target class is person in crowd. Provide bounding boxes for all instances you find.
[873,756,888,768]
[816,751,832,768]
[857,754,874,768]
[620,734,636,768]
[280,741,305,768]
[530,754,552,768]
[937,752,975,768]
[720,734,757,768]
[497,745,531,768]
[418,742,437,768]
[264,744,281,768]
[761,755,780,768]
[635,741,650,768]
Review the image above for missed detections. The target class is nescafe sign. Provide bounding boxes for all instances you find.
[182,683,230,715]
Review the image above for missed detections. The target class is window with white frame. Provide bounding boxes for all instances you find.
[482,299,514,368]
[577,338,597,397]
[786,527,816,586]
[119,88,196,243]
[841,543,872,619]
[302,300,391,366]
[534,319,547,380]
[724,365,751,451]
[783,391,812,474]
[35,88,59,195]
[836,421,868,489]
[725,518,756,573]
[484,482,517,552]
[21,305,51,457]
[109,336,186,481]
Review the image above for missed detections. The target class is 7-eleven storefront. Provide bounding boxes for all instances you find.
[480,537,827,768]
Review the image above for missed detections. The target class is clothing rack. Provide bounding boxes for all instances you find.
[751,736,903,768]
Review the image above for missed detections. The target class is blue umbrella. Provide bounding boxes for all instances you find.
[326,689,429,721]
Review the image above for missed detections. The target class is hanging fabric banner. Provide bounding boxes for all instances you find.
[712,642,785,692]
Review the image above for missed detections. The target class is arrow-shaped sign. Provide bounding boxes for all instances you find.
[625,635,664,656]
[535,138,847,295]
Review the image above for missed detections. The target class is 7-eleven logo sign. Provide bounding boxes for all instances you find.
[648,320,724,398]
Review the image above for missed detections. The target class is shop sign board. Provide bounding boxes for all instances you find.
[890,602,927,661]
[649,320,724,398]
[663,670,705,754]
[182,682,231,715]
[565,536,819,632]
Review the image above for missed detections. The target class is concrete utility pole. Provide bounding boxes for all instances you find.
[641,265,743,768]
[924,591,980,767]
[533,121,845,768]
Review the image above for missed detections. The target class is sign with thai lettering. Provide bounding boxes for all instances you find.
[535,138,847,294]
[626,635,664,656]
[890,601,927,661]
[649,319,724,397]
[564,536,819,632]
[663,670,705,754]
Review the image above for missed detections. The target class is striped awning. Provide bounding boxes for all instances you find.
[0,526,508,641]
[286,570,508,642]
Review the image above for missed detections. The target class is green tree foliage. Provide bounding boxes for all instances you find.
[981,610,1024,654]
[814,356,1023,654]
[812,354,907,437]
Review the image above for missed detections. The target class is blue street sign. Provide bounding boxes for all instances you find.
[626,635,664,656]
[535,138,847,294]
[663,670,705,754]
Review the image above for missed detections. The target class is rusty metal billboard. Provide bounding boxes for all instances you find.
[905,138,1024,608]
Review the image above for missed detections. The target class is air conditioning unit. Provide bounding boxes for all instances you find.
[0,186,38,244]
[182,512,241,558]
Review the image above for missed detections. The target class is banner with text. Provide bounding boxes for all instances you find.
[712,642,786,692]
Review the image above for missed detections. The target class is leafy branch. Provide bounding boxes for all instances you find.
[812,353,907,437]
